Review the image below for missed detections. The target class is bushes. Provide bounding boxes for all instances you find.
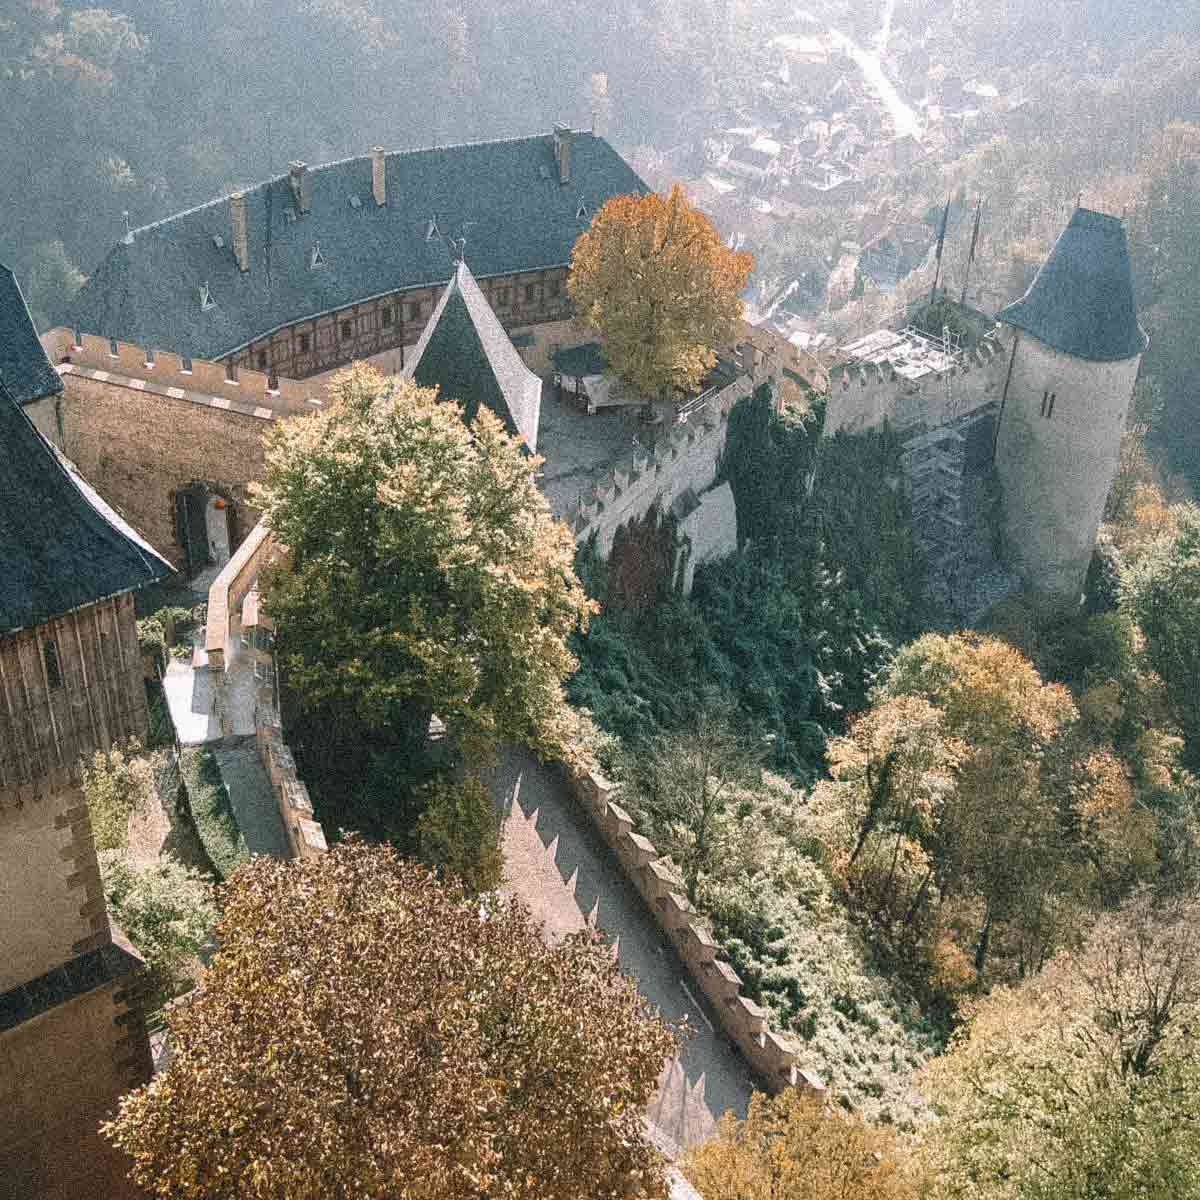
[179,747,247,879]
[415,775,503,895]
[81,741,156,851]
[99,851,216,1009]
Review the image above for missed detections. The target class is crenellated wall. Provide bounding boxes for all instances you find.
[564,374,756,561]
[825,331,1008,436]
[41,328,323,417]
[565,767,825,1097]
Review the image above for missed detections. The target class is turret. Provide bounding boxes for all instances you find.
[993,208,1147,598]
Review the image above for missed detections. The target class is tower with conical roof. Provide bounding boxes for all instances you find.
[993,207,1147,597]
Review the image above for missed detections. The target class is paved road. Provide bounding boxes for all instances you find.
[488,748,753,1153]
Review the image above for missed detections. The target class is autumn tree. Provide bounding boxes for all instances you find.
[1122,503,1200,763]
[104,839,678,1200]
[619,704,761,902]
[255,366,595,838]
[568,184,753,409]
[920,895,1200,1200]
[683,1088,921,1200]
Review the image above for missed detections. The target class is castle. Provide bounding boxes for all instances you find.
[0,120,1146,1194]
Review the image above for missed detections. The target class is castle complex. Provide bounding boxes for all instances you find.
[0,266,172,1198]
[0,118,1147,1195]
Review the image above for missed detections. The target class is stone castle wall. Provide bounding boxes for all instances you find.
[994,329,1141,596]
[825,331,1008,436]
[565,374,757,561]
[565,767,824,1097]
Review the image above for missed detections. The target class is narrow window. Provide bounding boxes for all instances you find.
[181,356,193,373]
[109,338,119,358]
[225,360,238,382]
[43,639,63,690]
[298,332,311,354]
[524,283,536,304]
[407,302,422,322]
[497,288,510,307]
[256,351,268,371]
[382,305,394,327]
[548,279,561,299]
[340,319,353,341]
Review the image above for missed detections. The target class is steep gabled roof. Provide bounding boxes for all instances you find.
[998,208,1147,362]
[67,131,647,361]
[0,265,62,405]
[1,273,173,634]
[407,261,541,452]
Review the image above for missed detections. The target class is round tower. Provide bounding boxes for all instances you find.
[992,207,1146,598]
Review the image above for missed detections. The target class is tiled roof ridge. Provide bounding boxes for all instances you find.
[124,128,599,239]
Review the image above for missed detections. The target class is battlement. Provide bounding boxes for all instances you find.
[566,766,823,1096]
[563,373,755,557]
[41,328,321,419]
[826,327,1010,435]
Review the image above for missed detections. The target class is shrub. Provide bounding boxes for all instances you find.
[81,742,156,851]
[415,775,503,895]
[98,851,216,1008]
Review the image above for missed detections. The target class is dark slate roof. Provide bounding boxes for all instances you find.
[408,261,541,452]
[0,265,63,404]
[998,208,1147,362]
[552,341,608,377]
[1,310,174,633]
[67,131,647,361]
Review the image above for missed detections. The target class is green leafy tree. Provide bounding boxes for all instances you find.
[568,184,753,407]
[1122,503,1200,763]
[98,851,216,1009]
[256,365,595,795]
[415,774,503,895]
[921,895,1200,1200]
[103,839,677,1200]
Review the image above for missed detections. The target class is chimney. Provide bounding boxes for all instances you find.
[230,191,250,272]
[552,123,573,185]
[289,160,312,214]
[371,146,387,207]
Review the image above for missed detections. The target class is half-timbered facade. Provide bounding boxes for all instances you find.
[68,128,645,384]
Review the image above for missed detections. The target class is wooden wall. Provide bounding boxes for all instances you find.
[228,266,572,381]
[0,593,147,809]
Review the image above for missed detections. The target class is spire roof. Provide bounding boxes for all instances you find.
[407,260,541,452]
[0,269,173,634]
[997,207,1146,362]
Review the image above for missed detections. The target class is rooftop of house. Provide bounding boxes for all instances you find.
[1,265,174,634]
[67,129,647,361]
[728,144,776,170]
[407,260,541,452]
[998,207,1147,362]
[0,264,63,406]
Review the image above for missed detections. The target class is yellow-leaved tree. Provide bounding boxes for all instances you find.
[103,839,679,1199]
[568,184,753,406]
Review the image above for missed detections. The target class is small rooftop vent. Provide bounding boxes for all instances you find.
[310,242,326,269]
[349,195,363,210]
[212,234,225,249]
[199,283,216,312]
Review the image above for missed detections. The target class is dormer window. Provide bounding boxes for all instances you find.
[310,242,326,269]
[576,202,589,220]
[426,219,440,242]
[199,283,216,312]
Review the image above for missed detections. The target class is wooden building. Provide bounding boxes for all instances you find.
[0,265,174,1198]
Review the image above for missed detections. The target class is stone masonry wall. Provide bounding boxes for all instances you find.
[42,365,274,569]
[565,767,824,1097]
[566,374,757,559]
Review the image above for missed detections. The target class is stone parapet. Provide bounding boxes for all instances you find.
[565,765,822,1096]
[42,328,322,417]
